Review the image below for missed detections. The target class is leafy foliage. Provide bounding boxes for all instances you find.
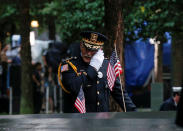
[0,4,17,20]
[123,0,183,43]
[2,0,182,44]
[0,0,105,44]
[59,0,104,43]
[0,3,18,45]
[39,0,105,43]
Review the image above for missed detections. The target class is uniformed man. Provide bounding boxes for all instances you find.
[58,31,136,113]
[160,87,182,111]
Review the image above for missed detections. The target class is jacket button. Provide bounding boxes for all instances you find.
[97,91,100,95]
[83,72,87,76]
[97,81,99,84]
[97,102,100,106]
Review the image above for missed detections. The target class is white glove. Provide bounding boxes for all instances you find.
[89,49,104,71]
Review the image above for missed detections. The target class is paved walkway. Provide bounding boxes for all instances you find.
[0,112,182,131]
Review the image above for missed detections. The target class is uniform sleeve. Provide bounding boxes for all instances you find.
[111,77,137,111]
[62,64,97,95]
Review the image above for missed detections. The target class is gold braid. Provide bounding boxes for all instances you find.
[58,63,70,94]
[58,60,80,94]
[66,60,80,76]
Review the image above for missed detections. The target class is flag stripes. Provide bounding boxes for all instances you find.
[74,87,86,113]
[107,51,122,91]
[107,63,116,91]
[114,60,122,77]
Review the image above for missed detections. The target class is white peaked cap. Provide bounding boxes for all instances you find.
[172,87,182,92]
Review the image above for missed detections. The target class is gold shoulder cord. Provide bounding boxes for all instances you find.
[58,63,70,94]
[58,60,80,94]
[66,60,80,76]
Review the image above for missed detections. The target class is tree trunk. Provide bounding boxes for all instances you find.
[171,33,183,87]
[173,31,183,126]
[18,0,34,114]
[173,32,183,126]
[154,43,163,83]
[48,15,56,41]
[104,0,124,112]
[48,0,56,41]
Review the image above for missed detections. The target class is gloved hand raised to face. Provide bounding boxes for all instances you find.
[89,49,104,71]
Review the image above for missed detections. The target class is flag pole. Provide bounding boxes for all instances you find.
[114,44,126,112]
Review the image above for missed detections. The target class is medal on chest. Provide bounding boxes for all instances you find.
[98,71,103,78]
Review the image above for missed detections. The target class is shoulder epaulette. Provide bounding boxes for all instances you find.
[58,56,78,94]
[62,56,77,63]
[58,63,70,94]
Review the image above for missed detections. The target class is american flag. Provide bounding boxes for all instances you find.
[74,87,86,113]
[107,51,122,91]
[61,64,68,72]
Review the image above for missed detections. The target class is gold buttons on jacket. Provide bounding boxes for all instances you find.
[83,72,87,76]
[97,91,100,95]
[97,102,100,106]
[97,81,99,84]
[86,85,92,87]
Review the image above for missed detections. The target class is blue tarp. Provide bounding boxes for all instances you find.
[124,39,154,94]
[163,32,172,67]
[125,33,172,95]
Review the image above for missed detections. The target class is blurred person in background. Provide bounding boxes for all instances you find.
[160,87,182,111]
[44,66,55,113]
[32,62,43,113]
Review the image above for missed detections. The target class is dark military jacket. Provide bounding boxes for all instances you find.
[160,97,177,111]
[61,55,136,113]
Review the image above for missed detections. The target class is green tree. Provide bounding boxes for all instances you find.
[17,0,34,114]
[104,0,126,112]
[39,0,105,44]
[0,2,17,46]
[124,0,183,87]
[30,0,56,40]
